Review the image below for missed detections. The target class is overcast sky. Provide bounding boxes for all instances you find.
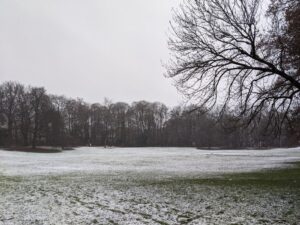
[0,0,183,106]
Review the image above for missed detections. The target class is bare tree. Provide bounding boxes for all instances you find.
[166,0,300,128]
[17,86,32,146]
[268,0,300,81]
[0,82,22,145]
[110,102,130,146]
[30,87,47,149]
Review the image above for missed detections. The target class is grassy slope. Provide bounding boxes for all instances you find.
[136,162,300,188]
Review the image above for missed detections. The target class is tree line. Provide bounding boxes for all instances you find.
[0,81,299,149]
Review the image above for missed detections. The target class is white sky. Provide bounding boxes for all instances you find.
[0,0,183,106]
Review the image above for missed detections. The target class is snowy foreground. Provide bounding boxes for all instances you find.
[0,147,300,225]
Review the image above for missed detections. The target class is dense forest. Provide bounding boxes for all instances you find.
[0,81,299,149]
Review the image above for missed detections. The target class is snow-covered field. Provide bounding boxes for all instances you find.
[1,147,300,176]
[0,147,300,225]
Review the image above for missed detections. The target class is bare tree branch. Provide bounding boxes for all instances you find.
[166,0,300,128]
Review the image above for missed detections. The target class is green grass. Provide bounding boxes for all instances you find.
[221,162,300,187]
[138,162,300,188]
[1,162,300,189]
[216,162,300,187]
[0,175,22,183]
